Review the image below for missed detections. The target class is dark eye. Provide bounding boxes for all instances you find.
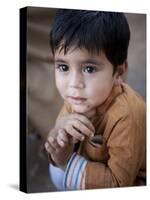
[83,66,96,74]
[57,64,69,72]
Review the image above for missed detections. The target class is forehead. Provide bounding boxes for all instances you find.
[54,46,109,64]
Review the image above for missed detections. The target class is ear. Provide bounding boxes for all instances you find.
[114,60,128,85]
[116,60,128,78]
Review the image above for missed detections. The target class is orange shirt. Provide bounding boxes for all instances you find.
[54,83,146,188]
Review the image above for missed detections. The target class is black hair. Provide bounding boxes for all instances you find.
[50,9,130,71]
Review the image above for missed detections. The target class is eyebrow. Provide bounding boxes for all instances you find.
[55,59,67,63]
[54,58,103,66]
[81,59,103,66]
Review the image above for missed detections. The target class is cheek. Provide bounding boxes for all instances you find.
[86,76,114,101]
[55,73,65,95]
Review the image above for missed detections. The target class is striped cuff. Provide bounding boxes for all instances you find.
[63,152,87,190]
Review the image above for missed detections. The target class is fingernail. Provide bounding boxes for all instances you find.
[61,142,65,147]
[49,137,54,143]
[45,142,48,148]
[81,136,85,141]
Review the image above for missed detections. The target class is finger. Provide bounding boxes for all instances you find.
[57,136,66,147]
[72,113,95,132]
[44,141,55,154]
[58,129,69,143]
[47,136,60,150]
[70,137,79,144]
[73,119,94,138]
[65,124,84,141]
[44,141,49,152]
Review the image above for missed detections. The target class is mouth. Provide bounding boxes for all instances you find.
[68,96,87,105]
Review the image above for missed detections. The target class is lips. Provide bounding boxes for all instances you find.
[68,96,87,105]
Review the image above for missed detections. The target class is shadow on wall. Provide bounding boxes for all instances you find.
[25,7,146,193]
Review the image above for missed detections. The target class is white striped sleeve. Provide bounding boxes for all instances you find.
[63,152,87,190]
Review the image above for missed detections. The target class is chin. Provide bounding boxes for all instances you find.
[72,105,91,114]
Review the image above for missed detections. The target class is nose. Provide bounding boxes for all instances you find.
[69,71,85,89]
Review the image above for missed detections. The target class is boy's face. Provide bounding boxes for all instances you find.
[54,47,119,114]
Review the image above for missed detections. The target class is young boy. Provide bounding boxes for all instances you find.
[45,9,146,190]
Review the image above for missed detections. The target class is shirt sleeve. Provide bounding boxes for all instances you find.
[84,113,146,189]
[63,152,88,190]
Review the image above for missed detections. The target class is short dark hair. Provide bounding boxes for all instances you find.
[50,9,130,71]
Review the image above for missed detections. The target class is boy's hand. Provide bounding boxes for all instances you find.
[45,130,74,168]
[45,113,95,168]
[55,113,95,142]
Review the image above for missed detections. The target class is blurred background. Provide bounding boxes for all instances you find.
[25,7,146,192]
